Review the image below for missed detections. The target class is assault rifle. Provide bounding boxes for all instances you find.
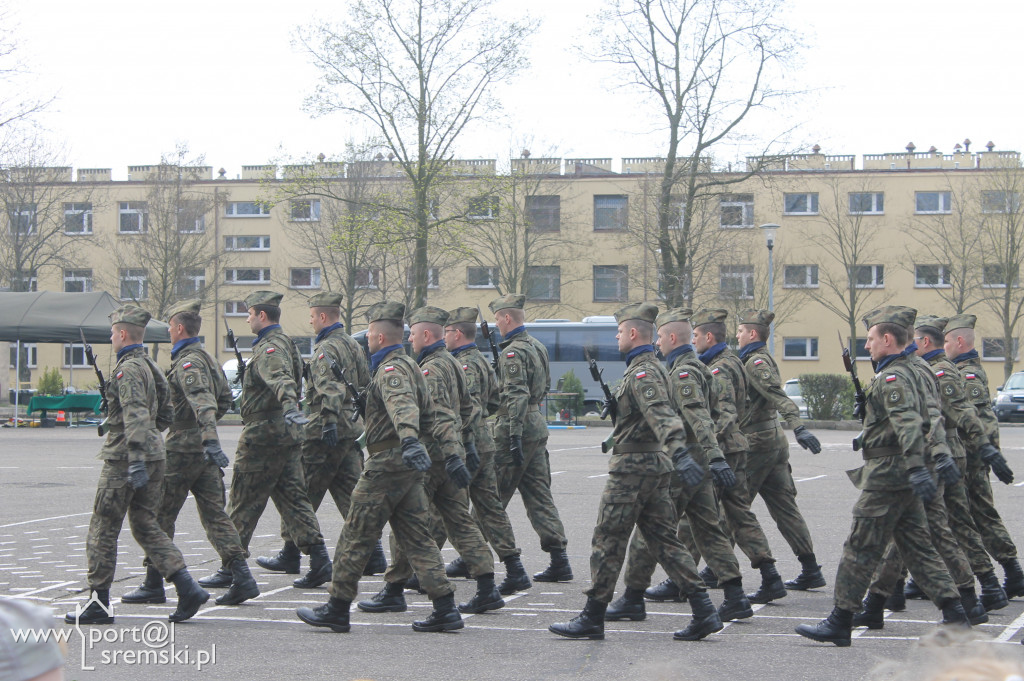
[79,328,108,436]
[330,359,366,421]
[838,330,867,422]
[225,320,246,385]
[585,347,617,425]
[477,305,501,376]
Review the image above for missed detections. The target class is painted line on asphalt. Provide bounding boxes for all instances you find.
[587,473,609,479]
[993,608,1024,642]
[1,580,76,598]
[794,475,826,482]
[0,513,92,529]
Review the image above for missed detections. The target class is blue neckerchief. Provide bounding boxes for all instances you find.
[315,322,344,345]
[902,341,919,357]
[698,341,728,365]
[922,349,944,362]
[254,323,281,346]
[504,325,526,340]
[451,343,477,354]
[370,344,403,373]
[417,339,446,363]
[171,336,201,360]
[739,341,766,361]
[664,344,694,366]
[626,344,655,365]
[117,344,144,361]
[875,352,902,373]
[952,349,979,364]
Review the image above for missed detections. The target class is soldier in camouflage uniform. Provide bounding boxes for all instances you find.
[736,309,825,594]
[795,306,967,647]
[65,305,209,625]
[945,314,1024,598]
[224,291,333,590]
[608,308,751,624]
[296,301,464,633]
[549,302,721,641]
[257,292,387,579]
[490,294,572,582]
[121,300,259,608]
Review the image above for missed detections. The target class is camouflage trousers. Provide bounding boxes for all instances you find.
[586,470,704,604]
[493,433,568,552]
[87,459,186,590]
[943,456,996,575]
[625,470,741,590]
[833,488,958,612]
[963,453,1017,562]
[277,438,363,542]
[744,425,815,557]
[329,468,453,602]
[463,448,521,559]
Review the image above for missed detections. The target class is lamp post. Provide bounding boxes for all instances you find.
[760,223,781,355]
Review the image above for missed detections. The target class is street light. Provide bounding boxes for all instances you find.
[760,223,781,355]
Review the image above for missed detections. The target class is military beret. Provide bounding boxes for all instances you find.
[915,314,948,334]
[946,313,977,332]
[614,302,659,324]
[447,307,478,324]
[407,305,449,327]
[655,307,693,328]
[691,308,728,328]
[738,308,774,327]
[308,291,344,308]
[110,304,151,328]
[489,294,526,313]
[244,290,283,309]
[366,300,405,324]
[862,305,917,331]
[165,299,201,322]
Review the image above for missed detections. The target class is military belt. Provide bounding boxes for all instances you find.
[242,408,283,423]
[862,446,901,460]
[168,423,200,433]
[494,404,543,417]
[740,418,777,434]
[367,438,401,454]
[612,443,664,454]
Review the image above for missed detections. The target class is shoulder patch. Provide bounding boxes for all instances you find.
[182,361,193,369]
[679,371,689,378]
[935,370,945,377]
[384,366,395,372]
[318,353,325,360]
[643,385,656,399]
[388,375,401,388]
[965,373,976,380]
[463,364,469,371]
[753,358,764,366]
[711,367,721,375]
[266,347,276,354]
[636,371,647,379]
[506,352,515,358]
[116,370,123,379]
[422,369,429,376]
[885,375,897,382]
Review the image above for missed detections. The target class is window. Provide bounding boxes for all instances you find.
[292,337,314,359]
[290,268,322,289]
[64,203,93,234]
[594,195,628,231]
[915,264,951,288]
[719,264,755,299]
[64,343,89,368]
[982,338,1020,361]
[783,337,819,360]
[177,201,206,233]
[224,235,271,251]
[915,191,952,214]
[225,201,270,217]
[527,266,560,301]
[981,191,1021,214]
[9,343,37,369]
[63,269,93,293]
[119,202,148,233]
[853,264,884,288]
[783,264,818,288]
[289,199,320,221]
[224,335,255,353]
[119,268,148,300]
[176,268,206,297]
[467,266,498,289]
[783,192,818,215]
[8,204,36,235]
[526,195,560,231]
[983,264,1019,288]
[224,268,271,285]
[406,268,439,290]
[854,337,870,359]
[848,192,884,215]
[720,194,754,228]
[593,265,628,302]
[354,268,381,290]
[467,195,499,220]
[10,270,37,292]
[224,301,247,316]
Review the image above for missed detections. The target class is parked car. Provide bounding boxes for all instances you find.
[993,371,1024,422]
[784,378,809,419]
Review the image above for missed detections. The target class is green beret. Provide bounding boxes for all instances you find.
[110,304,151,328]
[308,292,344,308]
[447,307,478,324]
[691,308,728,328]
[862,305,917,331]
[915,314,948,334]
[738,308,774,327]
[165,299,201,322]
[244,290,283,309]
[946,313,977,332]
[366,300,405,324]
[407,305,449,327]
[655,307,693,328]
[489,294,526,314]
[614,302,658,324]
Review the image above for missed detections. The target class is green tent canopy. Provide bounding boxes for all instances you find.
[0,291,171,344]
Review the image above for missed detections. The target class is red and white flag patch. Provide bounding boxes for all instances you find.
[753,358,764,366]
[965,373,976,380]
[318,353,325,360]
[422,369,429,376]
[711,368,721,375]
[506,352,515,358]
[935,370,945,378]
[636,371,647,378]
[266,347,275,354]
[384,365,395,372]
[885,375,897,382]
[116,371,123,379]
[182,362,192,369]
[679,372,689,378]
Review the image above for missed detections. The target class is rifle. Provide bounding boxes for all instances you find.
[477,305,501,376]
[79,328,108,436]
[585,347,617,425]
[838,330,867,422]
[225,320,246,385]
[330,359,365,421]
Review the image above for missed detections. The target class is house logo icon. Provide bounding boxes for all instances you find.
[73,594,114,671]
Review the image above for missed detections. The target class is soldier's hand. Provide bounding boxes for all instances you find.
[709,459,736,488]
[445,454,472,489]
[401,437,431,472]
[933,451,961,485]
[127,461,149,490]
[980,443,1014,484]
[322,422,339,447]
[510,435,524,467]
[852,396,866,422]
[908,466,937,503]
[284,407,310,426]
[794,425,822,454]
[464,440,480,474]
[671,447,704,487]
[202,440,230,468]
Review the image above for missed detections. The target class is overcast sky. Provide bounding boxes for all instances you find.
[7,0,1023,179]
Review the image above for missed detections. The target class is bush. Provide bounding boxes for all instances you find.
[37,367,64,396]
[798,373,855,420]
[552,369,585,419]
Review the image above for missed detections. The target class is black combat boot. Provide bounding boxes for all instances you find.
[497,554,532,595]
[939,598,970,627]
[885,579,906,612]
[549,597,606,639]
[747,562,787,604]
[979,570,1009,611]
[605,587,646,622]
[699,565,719,589]
[795,607,853,647]
[64,589,114,625]
[168,568,210,622]
[357,580,408,613]
[674,591,724,641]
[717,578,753,621]
[405,572,427,594]
[293,543,331,588]
[216,558,260,606]
[445,556,470,578]
[413,592,465,632]
[785,553,826,590]
[122,565,166,604]
[363,540,388,576]
[459,573,505,614]
[851,591,886,629]
[960,586,988,625]
[1001,558,1024,598]
[296,597,351,632]
[533,548,573,582]
[256,541,301,574]
[644,578,682,602]
[197,564,232,588]
[904,577,926,599]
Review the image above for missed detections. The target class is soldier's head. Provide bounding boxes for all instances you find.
[445,307,478,351]
[736,309,773,350]
[407,306,448,354]
[307,292,343,334]
[165,300,202,344]
[489,294,526,336]
[944,313,977,357]
[109,305,149,352]
[655,308,693,357]
[863,306,915,362]
[614,302,657,354]
[365,301,406,353]
[690,309,728,353]
[244,291,283,333]
[913,315,948,356]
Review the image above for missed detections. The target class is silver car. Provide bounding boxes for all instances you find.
[993,371,1024,422]
[784,378,808,419]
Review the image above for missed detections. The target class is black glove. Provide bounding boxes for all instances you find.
[671,447,704,487]
[202,440,229,468]
[322,422,339,447]
[852,396,866,422]
[908,466,937,503]
[445,454,471,489]
[794,425,822,454]
[464,440,480,474]
[284,407,310,426]
[127,461,149,490]
[933,451,961,485]
[980,443,1014,484]
[510,435,524,467]
[600,397,614,421]
[401,437,431,472]
[709,458,736,488]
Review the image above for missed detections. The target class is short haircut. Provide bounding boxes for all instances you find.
[415,321,444,341]
[449,321,477,341]
[947,328,975,345]
[172,310,202,336]
[371,319,404,343]
[623,319,654,342]
[661,320,693,340]
[917,327,944,347]
[745,323,769,343]
[697,321,727,343]
[252,304,281,323]
[503,308,525,325]
[114,322,144,343]
[875,322,907,346]
[312,306,341,322]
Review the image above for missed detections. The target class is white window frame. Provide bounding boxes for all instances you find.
[914,264,951,288]
[224,201,271,217]
[783,192,819,215]
[224,235,271,251]
[466,266,498,289]
[982,264,1020,289]
[63,202,93,235]
[10,343,38,369]
[118,202,148,234]
[982,338,1020,362]
[289,199,321,222]
[848,192,884,215]
[224,335,255,353]
[11,271,37,292]
[593,265,628,302]
[176,268,206,297]
[719,194,754,228]
[8,203,36,235]
[406,267,439,290]
[63,343,89,369]
[354,268,381,290]
[224,301,248,316]
[981,191,1021,214]
[783,337,819,360]
[224,268,271,285]
[63,269,93,293]
[783,264,819,289]
[527,265,560,302]
[593,195,628,231]
[467,195,499,220]
[289,267,322,289]
[119,268,148,300]
[915,191,952,215]
[525,195,560,231]
[292,337,314,359]
[718,264,755,299]
[853,264,884,289]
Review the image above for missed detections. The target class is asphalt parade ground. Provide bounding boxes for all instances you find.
[2,425,1024,680]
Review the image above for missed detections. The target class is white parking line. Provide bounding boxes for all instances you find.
[794,475,826,482]
[0,513,92,529]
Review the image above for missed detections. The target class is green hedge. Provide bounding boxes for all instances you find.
[797,373,855,420]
